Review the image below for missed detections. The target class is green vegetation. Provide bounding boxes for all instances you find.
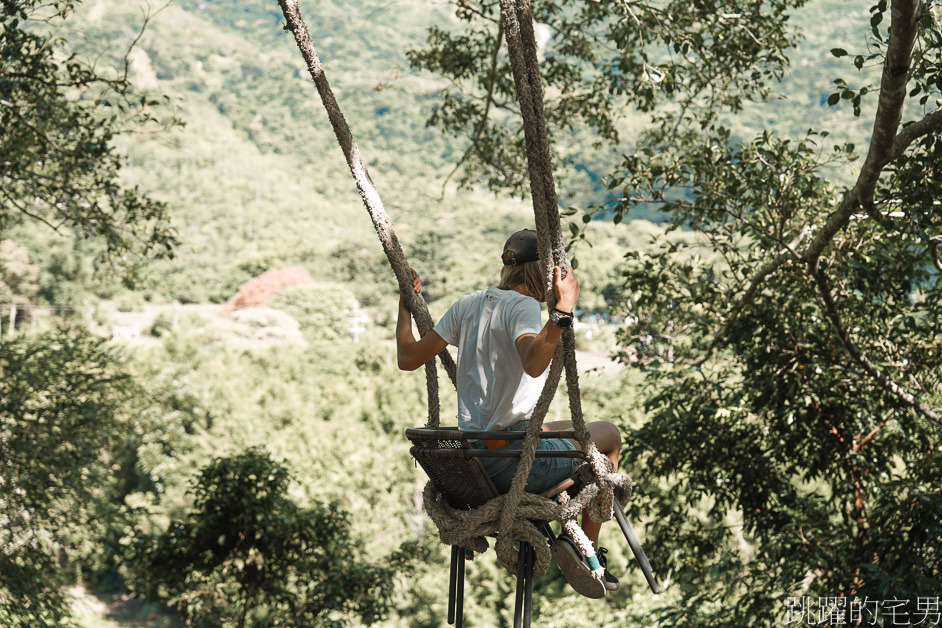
[0,0,178,280]
[128,448,408,627]
[2,0,939,625]
[0,329,139,627]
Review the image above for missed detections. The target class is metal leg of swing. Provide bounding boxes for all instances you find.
[456,550,465,628]
[613,496,660,594]
[511,542,535,628]
[513,543,528,628]
[523,543,534,628]
[448,545,461,625]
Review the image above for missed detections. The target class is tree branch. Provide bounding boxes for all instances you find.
[439,20,504,199]
[116,1,171,87]
[0,188,63,234]
[812,263,942,428]
[697,0,927,362]
[890,107,942,160]
[693,224,811,366]
[929,237,942,272]
[0,99,68,154]
[805,0,919,268]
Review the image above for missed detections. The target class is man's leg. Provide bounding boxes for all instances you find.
[542,420,621,548]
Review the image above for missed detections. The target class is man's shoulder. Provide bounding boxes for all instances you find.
[496,287,539,309]
[488,288,541,325]
[458,288,490,306]
[453,287,538,313]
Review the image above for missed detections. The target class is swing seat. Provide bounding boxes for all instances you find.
[407,426,587,628]
[407,426,585,507]
[407,426,660,628]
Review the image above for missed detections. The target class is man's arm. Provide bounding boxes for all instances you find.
[397,270,448,371]
[515,265,579,377]
[514,322,564,378]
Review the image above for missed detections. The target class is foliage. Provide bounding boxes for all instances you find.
[1,3,186,623]
[612,1,942,624]
[267,283,359,343]
[0,328,138,627]
[414,0,942,624]
[0,239,40,304]
[407,0,807,197]
[127,448,410,628]
[0,0,178,279]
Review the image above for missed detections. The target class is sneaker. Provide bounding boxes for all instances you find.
[597,546,620,591]
[550,534,606,599]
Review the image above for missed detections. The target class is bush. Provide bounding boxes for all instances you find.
[127,448,411,627]
[0,328,138,627]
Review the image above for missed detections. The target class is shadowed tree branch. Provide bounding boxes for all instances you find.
[439,19,504,199]
[702,0,931,360]
[811,263,942,427]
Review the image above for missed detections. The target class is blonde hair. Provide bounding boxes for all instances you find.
[497,254,546,302]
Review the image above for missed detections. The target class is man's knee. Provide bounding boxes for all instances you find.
[588,421,621,453]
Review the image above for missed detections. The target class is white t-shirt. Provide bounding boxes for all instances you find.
[433,287,547,432]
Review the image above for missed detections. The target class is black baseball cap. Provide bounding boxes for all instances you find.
[502,229,540,265]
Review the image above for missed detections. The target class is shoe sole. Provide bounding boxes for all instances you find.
[551,536,606,599]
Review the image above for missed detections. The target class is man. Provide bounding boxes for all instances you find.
[397,229,621,597]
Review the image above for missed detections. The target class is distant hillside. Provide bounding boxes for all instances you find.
[51,0,877,305]
[59,0,538,304]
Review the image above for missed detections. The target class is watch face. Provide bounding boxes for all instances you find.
[553,313,573,329]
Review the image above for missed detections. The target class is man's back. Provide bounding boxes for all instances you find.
[433,287,547,432]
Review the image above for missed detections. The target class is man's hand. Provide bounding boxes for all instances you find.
[397,268,446,371]
[515,264,580,377]
[553,265,579,312]
[399,268,422,309]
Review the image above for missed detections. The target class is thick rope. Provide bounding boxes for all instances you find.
[424,471,633,578]
[277,0,456,428]
[493,0,617,572]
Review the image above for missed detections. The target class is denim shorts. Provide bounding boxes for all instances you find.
[471,421,579,495]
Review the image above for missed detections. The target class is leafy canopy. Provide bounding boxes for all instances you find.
[0,329,138,627]
[0,0,178,277]
[127,448,411,628]
[408,0,806,195]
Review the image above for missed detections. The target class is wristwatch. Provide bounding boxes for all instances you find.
[550,307,574,329]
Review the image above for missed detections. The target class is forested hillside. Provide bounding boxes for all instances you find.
[2,0,939,625]
[44,0,880,307]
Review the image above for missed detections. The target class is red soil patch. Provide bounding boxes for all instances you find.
[221,268,315,313]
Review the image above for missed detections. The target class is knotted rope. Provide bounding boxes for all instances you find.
[424,468,632,577]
